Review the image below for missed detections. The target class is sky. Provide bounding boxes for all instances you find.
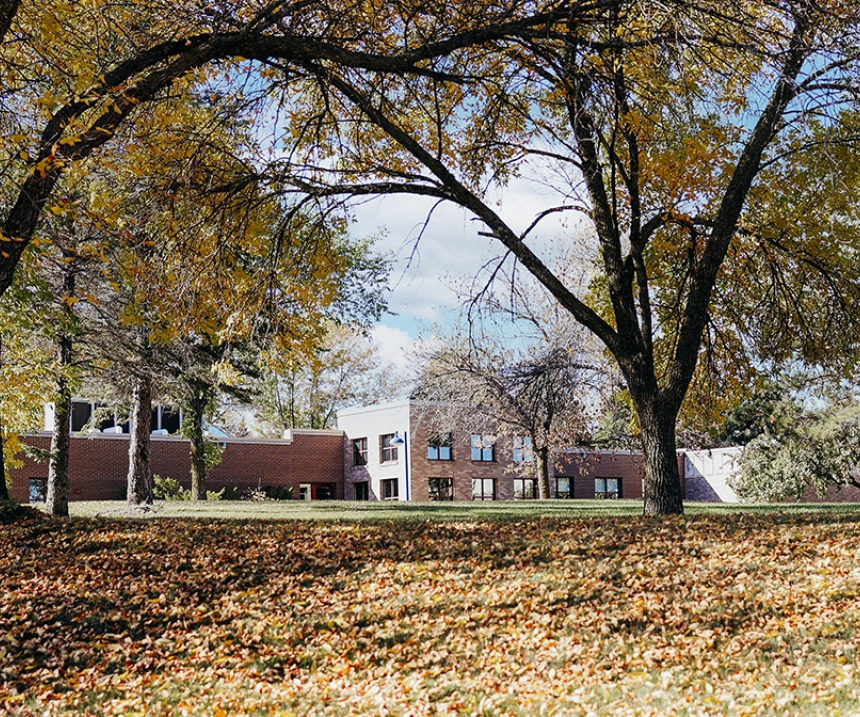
[351,174,593,375]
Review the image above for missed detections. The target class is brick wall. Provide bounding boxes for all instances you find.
[799,482,860,503]
[406,414,686,501]
[407,419,517,501]
[9,430,345,503]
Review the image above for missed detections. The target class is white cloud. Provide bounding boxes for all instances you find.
[371,323,415,371]
[351,166,595,356]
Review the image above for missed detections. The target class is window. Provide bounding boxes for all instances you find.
[70,400,92,432]
[514,478,537,499]
[354,481,369,500]
[352,437,368,466]
[428,477,454,501]
[595,478,621,499]
[151,405,181,434]
[512,436,533,462]
[29,478,46,503]
[470,434,495,462]
[380,434,398,463]
[555,476,571,499]
[381,478,399,500]
[472,478,495,501]
[299,483,311,501]
[427,432,453,461]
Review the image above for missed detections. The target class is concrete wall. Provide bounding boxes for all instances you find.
[682,447,742,503]
[10,429,345,503]
[338,401,411,501]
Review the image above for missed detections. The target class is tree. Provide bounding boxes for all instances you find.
[255,323,396,433]
[731,398,860,503]
[258,1,860,514]
[416,270,607,498]
[4,2,860,515]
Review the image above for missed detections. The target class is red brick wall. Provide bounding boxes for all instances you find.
[9,431,345,503]
[405,415,687,501]
[799,482,860,503]
[555,450,686,499]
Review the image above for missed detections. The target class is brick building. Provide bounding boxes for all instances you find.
[10,429,344,504]
[337,400,685,501]
[11,398,697,505]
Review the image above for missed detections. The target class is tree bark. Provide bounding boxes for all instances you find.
[46,333,72,517]
[0,334,8,502]
[127,372,153,505]
[189,393,207,501]
[638,402,684,515]
[536,444,550,499]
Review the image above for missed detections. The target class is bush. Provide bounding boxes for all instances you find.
[154,475,190,501]
[264,485,294,501]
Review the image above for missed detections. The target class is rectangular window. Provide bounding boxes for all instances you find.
[354,481,369,500]
[299,483,311,501]
[595,478,621,499]
[428,477,454,501]
[470,434,495,462]
[380,434,398,463]
[512,436,533,462]
[427,432,453,461]
[513,478,537,499]
[555,476,571,499]
[472,478,495,501]
[381,478,399,500]
[29,478,46,503]
[70,400,92,432]
[352,437,368,466]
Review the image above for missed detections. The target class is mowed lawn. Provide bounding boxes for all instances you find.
[2,503,860,716]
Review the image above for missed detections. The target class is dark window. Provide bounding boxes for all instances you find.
[595,478,621,499]
[427,432,453,461]
[472,478,495,501]
[70,401,92,432]
[428,477,454,501]
[512,436,533,462]
[380,434,398,463]
[352,437,368,466]
[470,434,495,462]
[354,481,369,500]
[514,478,537,499]
[96,412,116,432]
[29,478,46,503]
[381,478,399,500]
[161,407,181,434]
[555,476,571,499]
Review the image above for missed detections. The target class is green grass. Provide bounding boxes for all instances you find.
[50,498,860,521]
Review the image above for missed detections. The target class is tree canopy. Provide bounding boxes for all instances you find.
[4,2,860,514]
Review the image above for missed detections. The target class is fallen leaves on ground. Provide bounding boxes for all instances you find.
[1,512,859,715]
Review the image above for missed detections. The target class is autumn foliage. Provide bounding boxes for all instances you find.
[2,511,859,715]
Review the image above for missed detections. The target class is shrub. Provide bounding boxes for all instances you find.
[153,475,190,501]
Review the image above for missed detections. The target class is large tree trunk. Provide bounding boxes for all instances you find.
[639,404,684,515]
[189,394,207,501]
[46,334,72,517]
[127,372,153,505]
[0,334,8,502]
[536,445,550,499]
[0,406,7,503]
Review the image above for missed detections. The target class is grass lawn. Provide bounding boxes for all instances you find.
[2,504,860,715]
[52,498,860,521]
